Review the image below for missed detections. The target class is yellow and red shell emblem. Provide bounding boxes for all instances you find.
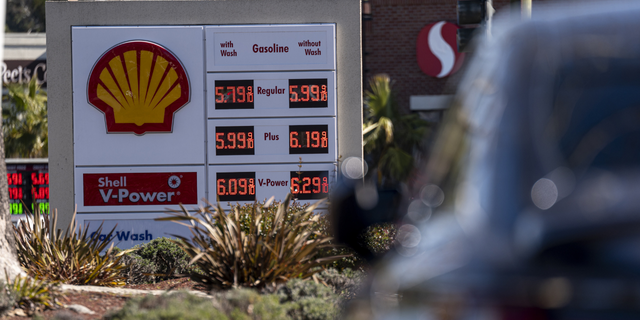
[87,41,190,135]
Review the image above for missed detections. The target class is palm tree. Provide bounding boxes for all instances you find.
[363,74,429,185]
[2,77,48,158]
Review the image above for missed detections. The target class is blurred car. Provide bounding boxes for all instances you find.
[336,1,640,319]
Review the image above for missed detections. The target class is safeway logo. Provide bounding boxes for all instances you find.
[83,172,197,206]
[416,21,465,78]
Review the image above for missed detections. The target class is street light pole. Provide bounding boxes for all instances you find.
[511,0,531,19]
[522,0,531,18]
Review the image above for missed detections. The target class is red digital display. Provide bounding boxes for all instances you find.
[6,162,49,215]
[289,125,329,154]
[215,80,254,109]
[9,188,23,200]
[215,126,255,156]
[32,187,49,200]
[290,171,330,200]
[32,172,49,185]
[216,172,256,202]
[8,173,23,185]
[289,79,328,108]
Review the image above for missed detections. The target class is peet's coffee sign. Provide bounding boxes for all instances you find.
[83,172,198,206]
[1,60,47,87]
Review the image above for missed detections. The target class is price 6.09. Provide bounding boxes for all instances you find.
[216,172,256,202]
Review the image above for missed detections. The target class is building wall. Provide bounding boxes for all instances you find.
[363,0,520,112]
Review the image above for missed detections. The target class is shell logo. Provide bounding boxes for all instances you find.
[416,21,465,78]
[87,41,190,135]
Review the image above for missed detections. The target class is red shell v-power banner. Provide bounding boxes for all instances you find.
[416,21,465,78]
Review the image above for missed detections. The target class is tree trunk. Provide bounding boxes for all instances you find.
[0,121,23,280]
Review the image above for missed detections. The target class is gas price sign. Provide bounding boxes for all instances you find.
[209,163,335,208]
[208,71,335,118]
[206,24,338,204]
[208,118,336,164]
[6,161,50,215]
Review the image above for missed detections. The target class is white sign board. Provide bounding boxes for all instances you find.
[208,163,336,209]
[206,24,335,72]
[69,23,338,244]
[207,71,336,118]
[78,213,194,250]
[72,26,206,166]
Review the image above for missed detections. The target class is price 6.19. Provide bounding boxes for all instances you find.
[289,125,329,154]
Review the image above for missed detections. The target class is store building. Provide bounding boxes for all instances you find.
[363,0,527,112]
[2,33,47,88]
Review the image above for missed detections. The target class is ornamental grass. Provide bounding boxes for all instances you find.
[4,274,63,315]
[13,208,131,287]
[158,194,348,290]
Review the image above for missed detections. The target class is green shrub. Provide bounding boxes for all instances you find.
[106,273,361,320]
[363,223,396,255]
[277,279,339,320]
[118,237,193,284]
[106,290,291,320]
[104,292,228,320]
[316,268,365,301]
[158,195,348,290]
[214,288,290,320]
[313,216,397,271]
[135,237,191,276]
[117,251,157,285]
[13,209,131,286]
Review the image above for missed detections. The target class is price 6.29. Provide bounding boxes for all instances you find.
[290,171,329,200]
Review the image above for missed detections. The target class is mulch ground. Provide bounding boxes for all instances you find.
[0,278,205,320]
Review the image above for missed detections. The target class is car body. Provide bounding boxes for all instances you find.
[342,1,640,319]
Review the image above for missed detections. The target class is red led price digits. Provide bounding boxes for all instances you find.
[217,178,255,196]
[215,126,255,156]
[291,177,328,194]
[289,84,327,103]
[289,125,329,155]
[31,172,49,185]
[214,80,254,110]
[9,188,22,200]
[6,162,49,215]
[216,132,254,150]
[290,171,330,200]
[290,131,328,149]
[216,172,256,202]
[289,79,329,109]
[215,85,253,103]
[32,187,49,200]
[7,173,22,185]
